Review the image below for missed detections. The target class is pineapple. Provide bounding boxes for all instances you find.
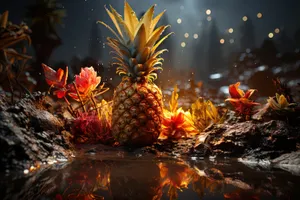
[98,2,172,146]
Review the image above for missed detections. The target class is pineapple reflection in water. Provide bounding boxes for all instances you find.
[99,2,172,146]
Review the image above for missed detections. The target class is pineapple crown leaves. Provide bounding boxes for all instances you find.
[97,1,173,82]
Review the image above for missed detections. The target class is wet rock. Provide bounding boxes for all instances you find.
[0,94,73,171]
[271,151,300,175]
[197,120,300,159]
[142,137,206,157]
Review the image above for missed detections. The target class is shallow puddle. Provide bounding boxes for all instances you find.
[1,148,300,200]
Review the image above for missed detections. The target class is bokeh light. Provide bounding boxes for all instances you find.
[228,28,234,33]
[220,39,225,44]
[193,34,199,39]
[177,18,182,24]
[242,16,248,21]
[257,12,263,18]
[275,28,280,34]
[229,39,235,44]
[268,32,274,38]
[181,42,186,47]
[207,16,212,21]
[206,9,211,15]
[184,33,189,38]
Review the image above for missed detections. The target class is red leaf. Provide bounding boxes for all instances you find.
[42,63,68,89]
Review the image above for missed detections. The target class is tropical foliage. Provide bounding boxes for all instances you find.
[191,97,220,132]
[43,64,111,144]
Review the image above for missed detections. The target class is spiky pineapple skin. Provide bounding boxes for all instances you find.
[112,80,163,146]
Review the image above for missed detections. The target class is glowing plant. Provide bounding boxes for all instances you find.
[159,85,198,140]
[99,1,172,146]
[191,97,220,132]
[97,99,113,125]
[225,82,260,118]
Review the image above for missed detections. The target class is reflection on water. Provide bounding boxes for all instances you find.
[1,152,300,200]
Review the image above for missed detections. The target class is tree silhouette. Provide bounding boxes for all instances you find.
[277,30,294,53]
[157,13,173,69]
[26,0,65,89]
[295,28,300,48]
[207,19,223,75]
[89,21,102,61]
[258,39,279,67]
[239,17,255,51]
[70,55,81,77]
[193,19,209,81]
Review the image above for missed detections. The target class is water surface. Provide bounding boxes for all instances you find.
[1,147,300,200]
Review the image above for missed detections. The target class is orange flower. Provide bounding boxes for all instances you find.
[160,85,198,140]
[160,110,197,140]
[225,82,260,116]
[42,63,68,98]
[68,67,101,101]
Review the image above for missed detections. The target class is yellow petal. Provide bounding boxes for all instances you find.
[278,94,289,108]
[267,97,280,110]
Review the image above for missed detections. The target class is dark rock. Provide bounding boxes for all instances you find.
[196,120,300,159]
[0,94,73,171]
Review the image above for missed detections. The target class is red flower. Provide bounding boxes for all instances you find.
[68,67,101,101]
[42,63,68,98]
[225,82,260,116]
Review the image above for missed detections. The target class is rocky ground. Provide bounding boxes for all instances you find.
[0,93,73,171]
[1,94,300,172]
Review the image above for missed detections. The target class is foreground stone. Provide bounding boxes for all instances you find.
[0,93,73,171]
[145,118,300,160]
[195,119,300,159]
